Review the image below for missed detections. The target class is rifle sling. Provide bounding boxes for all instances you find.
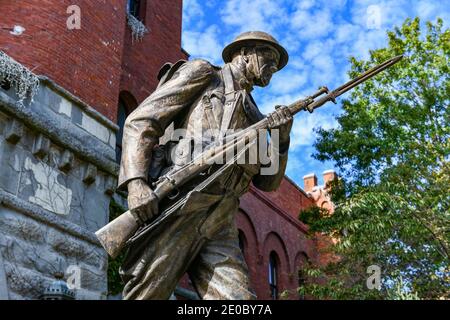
[126,140,256,246]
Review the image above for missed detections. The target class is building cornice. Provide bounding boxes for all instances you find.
[0,190,102,248]
[0,89,119,177]
[283,175,313,199]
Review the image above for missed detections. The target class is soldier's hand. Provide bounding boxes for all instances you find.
[267,105,293,146]
[127,179,159,225]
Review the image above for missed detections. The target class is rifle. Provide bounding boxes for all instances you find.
[95,55,403,258]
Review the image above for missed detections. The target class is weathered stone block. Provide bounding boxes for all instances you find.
[2,235,63,276]
[82,163,97,185]
[58,98,72,118]
[75,288,106,300]
[32,133,51,159]
[47,229,86,259]
[20,130,36,152]
[46,229,103,264]
[85,249,108,272]
[68,158,83,181]
[78,264,107,292]
[108,132,116,149]
[33,83,50,106]
[81,113,110,144]
[68,179,109,232]
[7,291,25,300]
[58,150,74,172]
[0,253,9,300]
[0,73,116,300]
[104,176,116,195]
[0,208,46,244]
[0,112,7,136]
[70,105,82,125]
[0,139,22,195]
[4,263,49,299]
[18,156,72,216]
[32,84,62,115]
[5,119,24,144]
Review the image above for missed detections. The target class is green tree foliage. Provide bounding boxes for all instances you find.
[303,18,449,299]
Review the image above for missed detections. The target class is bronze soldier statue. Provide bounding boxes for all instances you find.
[95,26,402,300]
[117,31,293,300]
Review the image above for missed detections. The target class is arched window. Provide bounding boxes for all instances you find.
[116,99,128,163]
[268,252,279,300]
[127,0,145,21]
[238,230,246,255]
[116,92,137,163]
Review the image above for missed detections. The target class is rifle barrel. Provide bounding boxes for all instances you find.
[304,55,403,112]
[335,55,403,96]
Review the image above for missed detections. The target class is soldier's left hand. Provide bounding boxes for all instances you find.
[267,105,293,146]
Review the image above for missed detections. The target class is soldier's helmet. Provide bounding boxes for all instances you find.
[222,31,289,70]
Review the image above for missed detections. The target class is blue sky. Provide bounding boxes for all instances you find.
[181,0,449,188]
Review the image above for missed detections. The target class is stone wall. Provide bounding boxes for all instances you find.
[0,78,118,299]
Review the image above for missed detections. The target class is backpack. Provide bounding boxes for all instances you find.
[148,60,187,181]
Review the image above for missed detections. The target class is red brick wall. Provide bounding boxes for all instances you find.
[258,178,314,221]
[0,0,187,122]
[120,0,188,105]
[0,0,126,121]
[235,182,317,300]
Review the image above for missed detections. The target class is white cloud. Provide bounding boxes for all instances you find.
[182,25,224,65]
[291,8,334,39]
[295,0,315,11]
[256,91,305,115]
[415,1,450,26]
[286,146,336,186]
[293,0,347,12]
[287,56,307,70]
[205,0,218,9]
[302,41,324,61]
[290,109,339,150]
[333,23,361,44]
[183,0,204,25]
[268,70,308,95]
[285,158,303,176]
[220,0,288,35]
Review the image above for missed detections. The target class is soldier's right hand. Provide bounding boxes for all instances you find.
[127,179,159,225]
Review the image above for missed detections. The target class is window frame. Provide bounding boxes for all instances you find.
[268,252,279,300]
[127,0,146,22]
[115,98,129,163]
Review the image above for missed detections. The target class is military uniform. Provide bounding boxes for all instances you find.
[118,32,290,300]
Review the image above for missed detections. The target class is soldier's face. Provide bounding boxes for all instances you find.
[254,47,279,87]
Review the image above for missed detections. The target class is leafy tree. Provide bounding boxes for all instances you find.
[301,17,449,300]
